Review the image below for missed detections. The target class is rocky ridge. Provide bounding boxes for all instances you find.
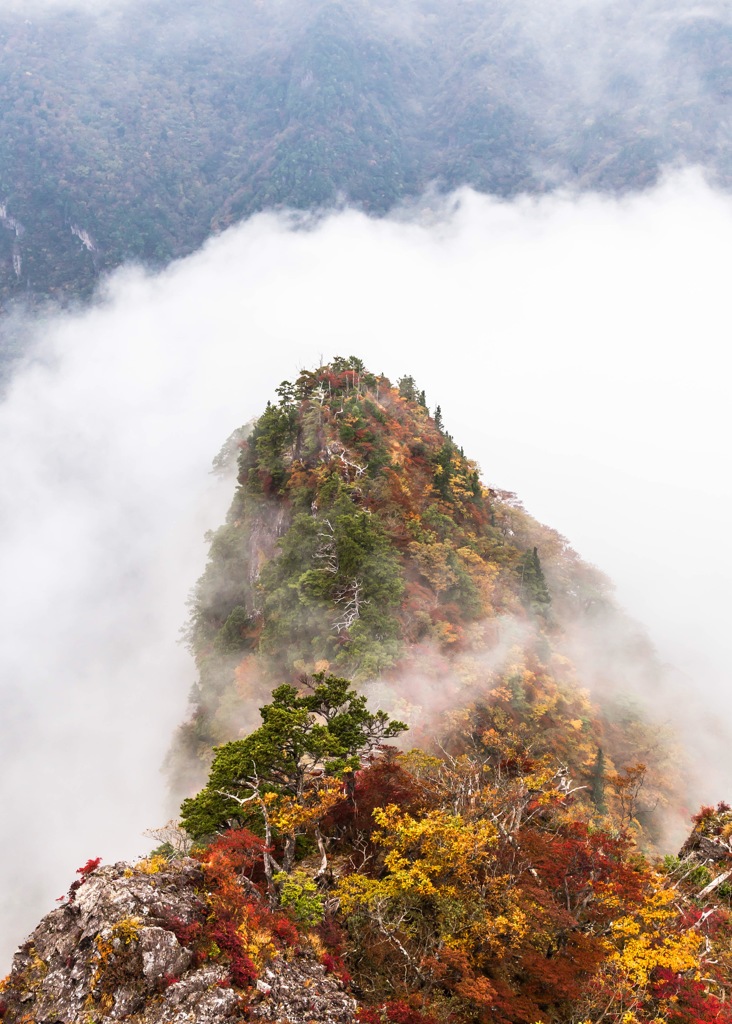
[0,859,356,1024]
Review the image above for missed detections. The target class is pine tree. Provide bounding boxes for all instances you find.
[591,747,607,814]
[398,375,417,402]
[517,546,552,617]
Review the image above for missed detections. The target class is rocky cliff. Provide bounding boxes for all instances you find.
[0,857,356,1024]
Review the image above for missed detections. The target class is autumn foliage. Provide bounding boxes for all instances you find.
[332,752,732,1023]
[173,358,679,841]
[170,732,732,1024]
[62,856,102,903]
[167,360,728,1022]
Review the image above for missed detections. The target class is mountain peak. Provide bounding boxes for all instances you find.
[169,358,674,848]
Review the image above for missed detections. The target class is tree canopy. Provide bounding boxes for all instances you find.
[181,674,406,880]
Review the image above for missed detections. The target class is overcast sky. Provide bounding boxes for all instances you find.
[1,168,731,965]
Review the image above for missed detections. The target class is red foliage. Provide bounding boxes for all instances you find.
[321,754,425,847]
[497,753,537,776]
[691,802,732,837]
[321,952,352,984]
[268,914,299,947]
[356,1002,439,1024]
[202,828,265,876]
[66,880,81,901]
[77,857,102,877]
[209,918,258,987]
[164,916,203,949]
[356,1010,382,1024]
[520,821,645,928]
[156,974,180,993]
[316,916,347,955]
[0,999,8,1017]
[191,827,306,989]
[693,805,718,826]
[65,856,102,902]
[401,822,643,1022]
[650,969,732,1024]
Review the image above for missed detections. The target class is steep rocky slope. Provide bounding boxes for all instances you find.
[170,358,679,841]
[5,797,732,1024]
[7,359,732,1024]
[0,857,356,1024]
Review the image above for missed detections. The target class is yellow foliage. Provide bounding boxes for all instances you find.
[399,748,444,770]
[302,931,327,959]
[237,922,277,970]
[110,918,142,946]
[456,546,498,604]
[90,917,141,997]
[337,800,535,971]
[611,928,701,987]
[135,854,169,875]
[433,620,460,646]
[343,804,497,902]
[337,872,385,916]
[20,947,48,987]
[267,778,344,836]
[608,880,702,987]
[409,541,458,593]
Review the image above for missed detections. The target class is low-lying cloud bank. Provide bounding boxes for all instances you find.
[1,168,731,965]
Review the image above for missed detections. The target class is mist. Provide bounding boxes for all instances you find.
[2,169,732,965]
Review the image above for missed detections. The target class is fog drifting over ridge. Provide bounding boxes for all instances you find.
[1,170,731,965]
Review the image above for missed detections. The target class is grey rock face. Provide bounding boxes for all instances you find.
[0,861,235,1024]
[0,859,357,1024]
[249,954,357,1023]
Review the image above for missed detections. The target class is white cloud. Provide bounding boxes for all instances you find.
[2,168,732,964]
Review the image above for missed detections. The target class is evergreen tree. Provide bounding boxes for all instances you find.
[517,546,552,617]
[180,675,406,877]
[397,375,417,402]
[591,747,608,814]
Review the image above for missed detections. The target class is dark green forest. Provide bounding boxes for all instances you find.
[0,0,731,306]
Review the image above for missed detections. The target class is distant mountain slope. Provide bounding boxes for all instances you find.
[1,0,731,305]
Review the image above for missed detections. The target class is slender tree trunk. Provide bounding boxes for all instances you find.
[314,825,328,878]
[283,832,297,874]
[258,797,278,900]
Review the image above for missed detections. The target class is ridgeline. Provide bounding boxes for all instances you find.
[5,359,732,1024]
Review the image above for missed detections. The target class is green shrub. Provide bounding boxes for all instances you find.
[275,871,324,926]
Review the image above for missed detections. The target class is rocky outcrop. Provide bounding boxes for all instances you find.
[0,860,356,1024]
[250,956,357,1023]
[679,803,732,864]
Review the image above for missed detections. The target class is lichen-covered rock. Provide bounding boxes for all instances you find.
[249,953,357,1024]
[0,859,358,1024]
[679,803,732,863]
[0,860,224,1024]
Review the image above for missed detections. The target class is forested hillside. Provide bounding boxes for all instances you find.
[1,0,731,305]
[6,359,732,1024]
[170,358,679,845]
